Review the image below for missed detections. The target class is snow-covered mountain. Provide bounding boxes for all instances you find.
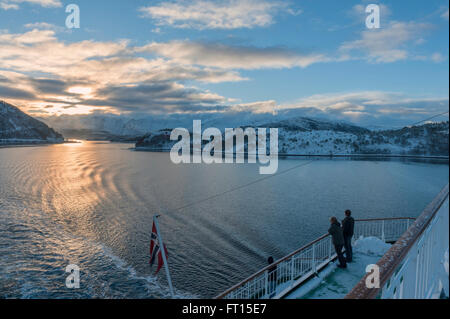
[276,121,449,155]
[40,112,280,140]
[36,106,449,156]
[0,101,63,145]
[136,117,449,156]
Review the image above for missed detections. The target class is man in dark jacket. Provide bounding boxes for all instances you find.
[328,217,347,268]
[267,256,277,298]
[342,210,355,262]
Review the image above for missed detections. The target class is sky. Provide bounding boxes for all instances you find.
[0,0,449,128]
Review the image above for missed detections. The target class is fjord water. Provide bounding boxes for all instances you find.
[0,142,448,298]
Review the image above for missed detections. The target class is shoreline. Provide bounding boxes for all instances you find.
[3,142,448,161]
[133,147,449,160]
[0,141,67,149]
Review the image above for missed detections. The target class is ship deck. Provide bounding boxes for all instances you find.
[285,248,386,299]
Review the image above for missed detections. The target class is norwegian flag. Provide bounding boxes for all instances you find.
[149,221,168,275]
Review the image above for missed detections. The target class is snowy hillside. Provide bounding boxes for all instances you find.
[277,121,449,155]
[35,105,449,156]
[0,101,63,145]
[136,118,449,156]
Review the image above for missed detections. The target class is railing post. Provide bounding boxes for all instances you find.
[312,243,316,273]
[381,220,385,242]
[329,236,332,259]
[290,257,295,284]
[264,270,268,298]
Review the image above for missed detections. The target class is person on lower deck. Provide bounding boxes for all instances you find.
[267,256,277,298]
[342,210,355,262]
[328,217,347,268]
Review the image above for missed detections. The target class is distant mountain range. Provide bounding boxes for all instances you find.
[1,101,448,156]
[0,101,63,145]
[135,118,449,156]
[40,109,450,157]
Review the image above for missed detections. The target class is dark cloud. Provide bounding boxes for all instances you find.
[0,75,11,84]
[0,85,35,99]
[27,78,68,95]
[27,78,92,95]
[83,81,226,113]
[27,109,49,114]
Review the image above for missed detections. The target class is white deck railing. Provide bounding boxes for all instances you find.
[216,217,414,299]
[347,184,449,299]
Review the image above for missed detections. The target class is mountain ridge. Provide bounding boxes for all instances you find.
[0,100,64,145]
[135,119,449,156]
[6,99,445,156]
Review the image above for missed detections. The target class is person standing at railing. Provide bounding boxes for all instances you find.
[328,217,347,268]
[267,256,277,298]
[342,210,355,263]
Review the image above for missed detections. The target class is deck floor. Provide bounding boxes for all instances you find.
[286,237,391,299]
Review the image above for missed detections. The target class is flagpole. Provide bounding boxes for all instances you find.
[153,215,175,298]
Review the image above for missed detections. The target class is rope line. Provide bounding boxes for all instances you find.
[171,160,316,212]
[409,111,449,127]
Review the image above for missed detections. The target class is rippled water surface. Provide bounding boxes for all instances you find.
[0,142,448,298]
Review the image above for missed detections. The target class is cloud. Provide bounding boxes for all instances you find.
[0,29,241,115]
[199,91,449,128]
[1,28,328,116]
[0,21,446,125]
[83,81,228,113]
[340,21,433,63]
[328,3,392,32]
[139,0,295,30]
[231,91,449,128]
[431,52,446,63]
[230,100,278,114]
[0,30,243,84]
[24,22,66,33]
[40,91,449,131]
[141,41,328,69]
[275,91,449,127]
[442,8,449,21]
[0,28,57,44]
[0,0,61,10]
[350,3,391,21]
[0,84,35,99]
[0,2,17,9]
[26,78,78,95]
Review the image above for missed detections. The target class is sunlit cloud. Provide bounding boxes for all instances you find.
[339,21,433,63]
[273,91,449,127]
[24,22,67,33]
[230,100,278,114]
[141,41,328,69]
[139,0,297,30]
[0,0,61,10]
[67,86,93,96]
[0,29,245,116]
